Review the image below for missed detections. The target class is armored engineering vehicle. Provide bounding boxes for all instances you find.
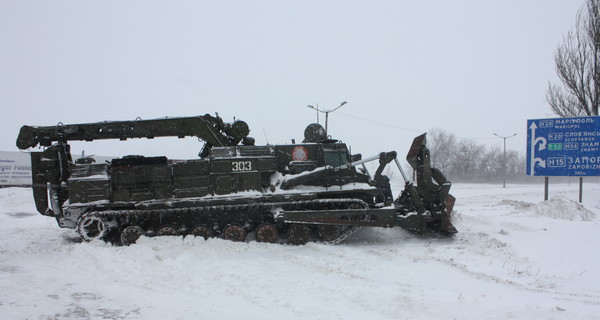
[16,114,456,245]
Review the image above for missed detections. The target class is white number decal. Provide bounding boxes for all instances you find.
[231,161,252,172]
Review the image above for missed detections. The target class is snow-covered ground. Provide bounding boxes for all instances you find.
[1,183,599,320]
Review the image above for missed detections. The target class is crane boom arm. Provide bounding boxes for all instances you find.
[16,114,250,150]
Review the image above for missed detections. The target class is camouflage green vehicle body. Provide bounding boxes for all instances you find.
[16,114,456,245]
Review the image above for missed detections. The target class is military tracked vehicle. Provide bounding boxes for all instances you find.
[16,114,456,245]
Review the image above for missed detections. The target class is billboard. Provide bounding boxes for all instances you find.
[0,151,32,186]
[526,116,600,176]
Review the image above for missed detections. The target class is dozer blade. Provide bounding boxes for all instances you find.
[446,194,456,215]
[404,133,458,234]
[440,194,458,234]
[406,133,427,170]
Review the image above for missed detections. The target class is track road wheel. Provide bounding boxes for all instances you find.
[347,202,366,210]
[77,213,109,242]
[157,226,178,237]
[121,226,144,246]
[223,225,246,242]
[287,224,310,245]
[256,223,278,243]
[190,225,213,240]
[318,225,342,242]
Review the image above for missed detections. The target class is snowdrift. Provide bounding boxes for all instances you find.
[0,184,599,320]
[496,196,596,221]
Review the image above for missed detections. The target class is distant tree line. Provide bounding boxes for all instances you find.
[423,128,526,183]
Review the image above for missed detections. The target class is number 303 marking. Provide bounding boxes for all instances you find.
[231,161,252,172]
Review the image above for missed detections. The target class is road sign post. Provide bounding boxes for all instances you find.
[527,116,600,201]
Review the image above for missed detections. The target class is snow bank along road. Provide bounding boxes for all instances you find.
[1,183,599,320]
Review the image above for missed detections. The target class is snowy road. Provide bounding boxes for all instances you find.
[1,183,599,320]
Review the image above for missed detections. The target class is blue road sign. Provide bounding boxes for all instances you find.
[527,116,600,176]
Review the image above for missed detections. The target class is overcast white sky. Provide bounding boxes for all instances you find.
[0,0,586,159]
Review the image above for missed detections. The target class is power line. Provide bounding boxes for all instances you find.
[335,111,423,133]
[336,111,500,140]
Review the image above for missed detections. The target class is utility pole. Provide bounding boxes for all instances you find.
[493,133,517,188]
[307,101,347,135]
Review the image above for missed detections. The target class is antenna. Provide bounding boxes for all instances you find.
[262,128,270,145]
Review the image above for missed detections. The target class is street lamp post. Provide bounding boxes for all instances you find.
[307,101,347,135]
[493,133,517,188]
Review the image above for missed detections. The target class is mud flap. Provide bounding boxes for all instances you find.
[31,152,52,216]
